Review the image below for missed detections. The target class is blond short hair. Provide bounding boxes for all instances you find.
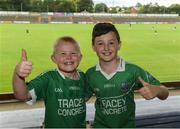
[53,36,81,55]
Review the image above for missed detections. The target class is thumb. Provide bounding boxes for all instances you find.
[138,77,148,87]
[21,48,27,61]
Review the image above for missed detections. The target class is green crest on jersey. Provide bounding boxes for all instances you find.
[121,82,131,93]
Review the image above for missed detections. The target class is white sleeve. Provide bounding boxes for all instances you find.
[26,89,37,105]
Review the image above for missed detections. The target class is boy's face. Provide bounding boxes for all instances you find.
[93,31,120,63]
[51,41,82,73]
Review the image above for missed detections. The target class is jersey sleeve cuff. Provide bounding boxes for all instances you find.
[26,89,37,105]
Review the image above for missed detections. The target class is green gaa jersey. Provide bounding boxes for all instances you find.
[86,58,160,128]
[27,69,86,128]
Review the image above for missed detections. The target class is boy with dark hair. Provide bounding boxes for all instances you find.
[86,23,169,128]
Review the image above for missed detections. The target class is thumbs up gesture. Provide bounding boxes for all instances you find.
[21,48,27,61]
[15,49,33,78]
[137,77,159,100]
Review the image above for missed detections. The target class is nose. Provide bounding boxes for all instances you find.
[104,43,109,51]
[65,53,72,59]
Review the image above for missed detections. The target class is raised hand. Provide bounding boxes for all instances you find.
[15,49,33,78]
[137,77,159,100]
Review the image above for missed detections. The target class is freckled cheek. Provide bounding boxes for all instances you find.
[75,58,81,63]
[56,58,65,64]
[75,58,82,64]
[54,55,64,60]
[95,48,103,53]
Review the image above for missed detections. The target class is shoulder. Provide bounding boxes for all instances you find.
[77,69,85,77]
[85,66,96,75]
[125,62,144,72]
[77,69,84,74]
[27,69,57,87]
[124,62,148,77]
[36,69,58,78]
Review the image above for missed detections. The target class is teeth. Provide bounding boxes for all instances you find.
[64,62,73,65]
[103,52,111,56]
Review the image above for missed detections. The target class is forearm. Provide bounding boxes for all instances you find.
[12,70,30,100]
[156,85,169,100]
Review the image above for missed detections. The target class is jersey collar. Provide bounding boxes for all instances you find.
[95,57,125,80]
[56,68,80,80]
[57,69,66,79]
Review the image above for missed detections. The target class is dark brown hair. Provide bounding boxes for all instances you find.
[92,23,121,45]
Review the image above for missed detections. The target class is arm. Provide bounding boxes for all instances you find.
[12,49,32,100]
[137,77,169,100]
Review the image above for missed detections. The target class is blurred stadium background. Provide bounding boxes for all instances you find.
[0,0,180,128]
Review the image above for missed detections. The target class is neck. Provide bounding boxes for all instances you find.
[60,70,79,80]
[99,58,120,75]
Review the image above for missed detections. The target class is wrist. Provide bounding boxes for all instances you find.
[15,71,25,80]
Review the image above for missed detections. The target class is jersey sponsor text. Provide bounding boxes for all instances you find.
[101,97,127,115]
[57,98,85,116]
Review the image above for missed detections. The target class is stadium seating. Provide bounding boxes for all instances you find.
[51,16,72,23]
[1,12,179,24]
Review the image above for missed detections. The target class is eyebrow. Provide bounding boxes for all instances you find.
[108,39,116,41]
[96,38,116,42]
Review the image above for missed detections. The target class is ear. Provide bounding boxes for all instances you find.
[118,42,121,50]
[92,45,96,52]
[79,54,82,61]
[51,55,57,64]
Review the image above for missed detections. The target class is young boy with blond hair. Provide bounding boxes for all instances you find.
[13,36,86,128]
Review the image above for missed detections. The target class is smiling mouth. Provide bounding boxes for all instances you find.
[64,62,74,65]
[102,52,111,56]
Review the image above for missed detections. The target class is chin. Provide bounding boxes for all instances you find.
[66,69,76,73]
[101,57,117,62]
[60,68,76,73]
[100,59,112,62]
[100,57,113,61]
